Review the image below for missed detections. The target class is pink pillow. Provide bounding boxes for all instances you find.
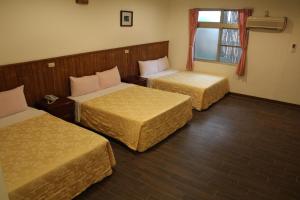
[96,66,121,90]
[157,56,170,72]
[70,75,100,97]
[0,85,28,118]
[138,60,159,76]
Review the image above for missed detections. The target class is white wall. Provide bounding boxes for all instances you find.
[1,0,299,105]
[166,0,300,105]
[0,0,169,65]
[0,166,9,200]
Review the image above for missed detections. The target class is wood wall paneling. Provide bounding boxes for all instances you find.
[130,41,169,76]
[0,41,169,105]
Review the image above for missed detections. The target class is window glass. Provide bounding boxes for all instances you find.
[221,29,240,46]
[219,46,242,64]
[223,11,239,24]
[195,28,219,61]
[195,9,242,64]
[198,11,221,22]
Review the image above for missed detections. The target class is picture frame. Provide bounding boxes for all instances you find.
[120,10,133,27]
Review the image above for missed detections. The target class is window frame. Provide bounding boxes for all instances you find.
[194,9,241,65]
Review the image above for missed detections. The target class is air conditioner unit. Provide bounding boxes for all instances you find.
[246,16,287,31]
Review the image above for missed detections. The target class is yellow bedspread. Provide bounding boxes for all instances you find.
[80,86,192,152]
[150,72,229,110]
[0,114,116,200]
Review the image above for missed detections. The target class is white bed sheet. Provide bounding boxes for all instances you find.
[69,83,133,122]
[141,69,179,79]
[141,69,179,87]
[0,107,45,128]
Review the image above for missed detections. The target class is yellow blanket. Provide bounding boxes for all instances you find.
[0,114,115,200]
[80,86,192,152]
[150,72,229,110]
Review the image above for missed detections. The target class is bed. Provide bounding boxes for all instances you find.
[0,107,116,200]
[142,69,229,111]
[69,83,192,152]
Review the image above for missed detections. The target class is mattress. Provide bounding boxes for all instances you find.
[0,108,116,200]
[142,69,179,82]
[0,107,45,128]
[71,84,192,152]
[69,83,132,122]
[144,70,229,110]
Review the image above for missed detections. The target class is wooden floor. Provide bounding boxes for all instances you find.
[75,94,300,200]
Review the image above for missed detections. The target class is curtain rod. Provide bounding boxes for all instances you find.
[195,8,254,11]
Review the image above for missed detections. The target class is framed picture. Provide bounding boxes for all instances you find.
[120,10,133,27]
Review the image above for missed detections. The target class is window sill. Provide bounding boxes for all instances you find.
[194,59,238,67]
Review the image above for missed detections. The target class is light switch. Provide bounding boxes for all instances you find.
[124,49,130,54]
[48,62,55,68]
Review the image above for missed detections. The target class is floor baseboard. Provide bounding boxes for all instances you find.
[229,92,300,110]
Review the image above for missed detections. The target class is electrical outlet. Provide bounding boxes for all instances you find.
[48,62,55,68]
[124,49,130,54]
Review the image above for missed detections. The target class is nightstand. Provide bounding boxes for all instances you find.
[36,97,75,122]
[122,76,147,87]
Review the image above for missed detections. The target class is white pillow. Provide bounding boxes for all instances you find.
[96,66,121,90]
[70,75,100,97]
[0,85,28,118]
[157,56,170,72]
[138,60,159,76]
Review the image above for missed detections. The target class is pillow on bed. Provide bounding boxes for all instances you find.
[96,66,121,90]
[0,85,28,118]
[157,56,170,72]
[138,60,159,76]
[70,75,100,97]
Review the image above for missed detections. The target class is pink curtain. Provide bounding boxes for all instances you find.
[236,9,253,76]
[186,9,199,71]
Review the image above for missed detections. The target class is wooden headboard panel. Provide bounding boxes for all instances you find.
[0,41,169,105]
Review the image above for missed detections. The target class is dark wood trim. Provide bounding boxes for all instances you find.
[0,41,169,106]
[229,92,300,110]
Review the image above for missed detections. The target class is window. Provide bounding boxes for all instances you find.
[194,10,242,64]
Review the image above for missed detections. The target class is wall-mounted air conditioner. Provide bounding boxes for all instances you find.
[246,16,287,31]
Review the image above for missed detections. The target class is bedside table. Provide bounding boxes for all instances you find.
[36,97,75,122]
[122,76,147,87]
